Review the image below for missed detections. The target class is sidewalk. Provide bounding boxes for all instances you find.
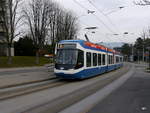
[88,63,150,113]
[0,63,54,72]
[0,64,55,89]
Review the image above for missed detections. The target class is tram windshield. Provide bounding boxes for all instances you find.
[55,49,84,70]
[56,49,78,65]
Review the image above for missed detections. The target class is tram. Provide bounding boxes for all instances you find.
[54,40,123,79]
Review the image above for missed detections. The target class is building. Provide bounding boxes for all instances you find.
[0,0,14,56]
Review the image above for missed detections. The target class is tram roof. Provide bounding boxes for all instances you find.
[59,40,122,55]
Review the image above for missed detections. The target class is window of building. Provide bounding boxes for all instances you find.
[93,53,97,66]
[86,52,91,67]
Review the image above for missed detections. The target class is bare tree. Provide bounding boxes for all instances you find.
[63,11,78,40]
[23,0,79,59]
[48,5,79,53]
[55,10,78,42]
[0,0,22,64]
[23,0,53,64]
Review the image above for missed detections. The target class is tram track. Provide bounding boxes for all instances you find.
[0,65,129,101]
[0,77,67,101]
[22,64,131,113]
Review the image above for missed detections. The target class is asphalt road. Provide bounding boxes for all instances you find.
[0,63,130,113]
[87,64,150,113]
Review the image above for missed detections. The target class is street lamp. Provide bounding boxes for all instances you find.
[119,6,125,9]
[124,32,128,34]
[87,10,95,14]
[85,26,98,30]
[105,6,125,15]
[77,9,95,19]
[113,33,119,36]
[84,26,98,42]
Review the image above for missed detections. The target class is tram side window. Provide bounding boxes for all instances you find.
[93,53,97,66]
[108,55,111,64]
[110,55,112,64]
[111,56,113,64]
[120,57,122,62]
[121,57,123,62]
[86,52,91,67]
[75,50,84,69]
[98,54,101,66]
[113,56,114,64]
[108,55,110,64]
[102,54,105,65]
[116,56,119,63]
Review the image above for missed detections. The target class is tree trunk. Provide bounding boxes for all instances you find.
[7,46,12,65]
[35,50,39,64]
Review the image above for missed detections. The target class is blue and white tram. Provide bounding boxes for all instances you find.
[54,40,123,79]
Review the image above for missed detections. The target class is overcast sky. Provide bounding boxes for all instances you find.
[55,0,150,43]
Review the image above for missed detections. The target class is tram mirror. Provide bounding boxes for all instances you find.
[75,62,83,69]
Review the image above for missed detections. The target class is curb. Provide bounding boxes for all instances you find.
[0,64,54,72]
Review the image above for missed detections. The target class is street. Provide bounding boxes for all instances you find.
[87,63,150,113]
[0,63,129,113]
[0,63,150,113]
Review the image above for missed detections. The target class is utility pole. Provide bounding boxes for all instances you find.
[138,50,140,64]
[131,44,134,62]
[149,50,150,69]
[147,47,150,69]
[143,45,145,62]
[143,37,145,62]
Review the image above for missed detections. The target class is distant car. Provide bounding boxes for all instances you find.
[44,54,53,58]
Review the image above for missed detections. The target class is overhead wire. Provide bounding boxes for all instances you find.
[87,0,125,42]
[73,0,127,43]
[73,0,116,34]
[87,0,121,32]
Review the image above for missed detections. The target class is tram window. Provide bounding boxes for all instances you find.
[111,56,113,64]
[108,55,111,64]
[117,57,119,63]
[108,55,110,64]
[102,54,105,65]
[121,57,123,62]
[113,56,114,64]
[98,54,101,66]
[120,57,122,62]
[86,52,91,67]
[93,53,97,66]
[75,50,84,69]
[109,55,111,64]
[116,56,119,63]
